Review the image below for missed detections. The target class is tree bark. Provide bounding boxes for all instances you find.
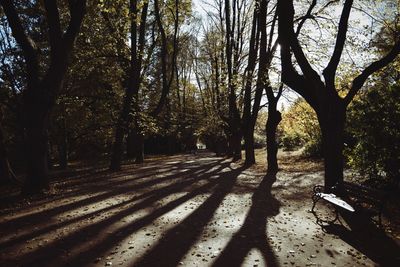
[110,0,148,170]
[225,0,242,161]
[243,127,255,165]
[127,128,144,163]
[0,111,14,184]
[126,129,136,159]
[277,0,399,190]
[266,105,281,173]
[110,90,134,170]
[151,0,179,116]
[58,117,68,169]
[243,0,279,166]
[22,105,50,193]
[242,9,259,166]
[134,132,144,163]
[231,128,242,161]
[1,0,86,193]
[317,99,346,191]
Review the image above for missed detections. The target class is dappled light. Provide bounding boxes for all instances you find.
[2,151,399,266]
[1,0,400,266]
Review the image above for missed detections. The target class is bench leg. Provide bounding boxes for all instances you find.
[312,195,339,225]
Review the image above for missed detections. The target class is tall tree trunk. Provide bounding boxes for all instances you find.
[242,8,259,166]
[317,99,346,191]
[278,0,400,190]
[224,0,242,161]
[110,92,132,170]
[243,0,278,166]
[151,0,178,116]
[134,132,144,163]
[58,117,68,169]
[266,104,281,173]
[126,128,144,163]
[0,112,14,184]
[1,0,86,193]
[126,129,135,159]
[231,128,241,161]
[110,0,148,169]
[243,127,255,165]
[22,93,50,193]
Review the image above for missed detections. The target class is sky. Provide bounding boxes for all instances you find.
[188,0,397,110]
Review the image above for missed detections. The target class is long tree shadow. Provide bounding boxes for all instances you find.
[131,165,247,267]
[0,158,224,232]
[212,172,280,267]
[323,210,400,266]
[0,154,210,214]
[1,156,234,266]
[0,160,223,250]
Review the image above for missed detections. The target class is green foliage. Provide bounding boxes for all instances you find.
[254,111,267,147]
[346,82,400,186]
[279,99,322,156]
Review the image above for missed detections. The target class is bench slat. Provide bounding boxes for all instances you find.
[316,192,355,212]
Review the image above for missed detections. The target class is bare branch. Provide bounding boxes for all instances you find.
[323,0,353,87]
[63,0,87,51]
[345,40,400,106]
[43,0,62,55]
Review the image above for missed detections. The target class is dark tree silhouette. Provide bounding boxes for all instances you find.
[277,0,400,189]
[0,0,87,194]
[0,107,16,183]
[224,0,242,160]
[110,0,149,170]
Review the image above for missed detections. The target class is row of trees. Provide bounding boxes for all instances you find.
[1,0,399,194]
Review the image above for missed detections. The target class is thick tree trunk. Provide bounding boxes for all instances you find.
[22,104,50,194]
[0,118,13,184]
[135,133,144,163]
[126,129,144,163]
[226,126,241,160]
[110,0,147,168]
[244,127,255,166]
[126,129,136,159]
[318,101,346,191]
[231,130,242,161]
[226,134,233,157]
[1,0,86,194]
[110,117,126,171]
[58,118,68,169]
[266,108,281,173]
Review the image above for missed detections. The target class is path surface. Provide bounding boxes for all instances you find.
[0,150,399,267]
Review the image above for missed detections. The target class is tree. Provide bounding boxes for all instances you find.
[277,0,400,189]
[224,0,244,160]
[0,0,87,193]
[347,83,400,187]
[346,29,400,187]
[241,2,260,165]
[0,106,17,184]
[279,98,321,155]
[255,0,281,171]
[110,0,149,170]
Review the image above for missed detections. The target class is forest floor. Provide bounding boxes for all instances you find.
[0,149,399,267]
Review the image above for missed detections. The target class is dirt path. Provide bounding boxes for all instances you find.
[0,150,399,266]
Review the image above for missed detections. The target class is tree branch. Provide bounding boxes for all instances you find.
[280,0,321,86]
[323,0,353,87]
[43,0,62,57]
[63,0,87,52]
[277,0,318,109]
[345,39,400,106]
[295,0,316,36]
[0,0,39,82]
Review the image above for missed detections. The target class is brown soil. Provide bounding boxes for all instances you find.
[0,150,399,267]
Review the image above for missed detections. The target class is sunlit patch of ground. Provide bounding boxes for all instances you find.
[0,149,399,266]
